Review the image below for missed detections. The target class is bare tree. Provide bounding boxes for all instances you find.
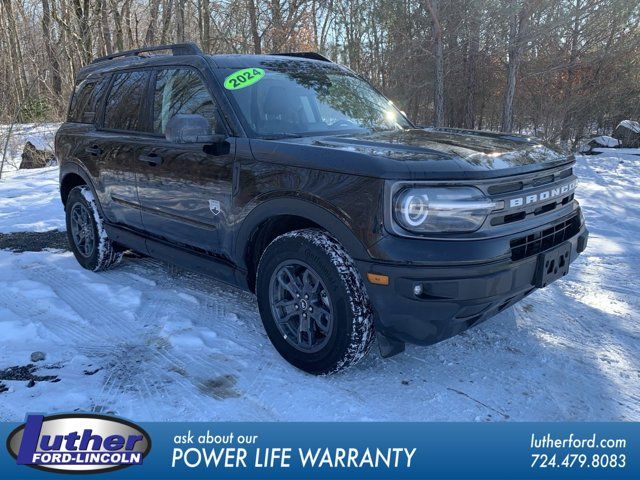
[426,0,444,127]
[500,0,536,132]
[200,0,211,51]
[464,1,481,129]
[144,0,162,45]
[98,0,113,55]
[41,0,62,96]
[176,0,186,42]
[2,0,28,102]
[160,0,174,44]
[248,0,262,54]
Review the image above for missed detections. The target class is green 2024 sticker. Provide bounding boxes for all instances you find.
[224,68,265,90]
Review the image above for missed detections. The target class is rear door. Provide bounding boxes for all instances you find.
[94,70,152,230]
[59,75,110,201]
[135,66,235,255]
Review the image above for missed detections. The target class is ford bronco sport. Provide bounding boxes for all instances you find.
[56,43,588,374]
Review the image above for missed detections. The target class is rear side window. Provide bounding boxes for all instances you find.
[104,71,148,131]
[153,68,221,135]
[68,77,108,123]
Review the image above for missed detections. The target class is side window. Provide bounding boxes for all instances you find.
[68,77,108,123]
[153,68,221,135]
[104,71,148,131]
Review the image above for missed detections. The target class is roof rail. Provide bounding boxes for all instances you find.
[269,52,332,62]
[91,43,203,64]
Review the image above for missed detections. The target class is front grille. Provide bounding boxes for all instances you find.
[491,193,574,226]
[510,213,581,261]
[485,167,576,229]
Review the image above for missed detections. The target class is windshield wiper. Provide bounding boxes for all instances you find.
[261,133,304,140]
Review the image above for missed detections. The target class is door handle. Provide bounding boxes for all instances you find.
[138,154,163,166]
[85,145,102,156]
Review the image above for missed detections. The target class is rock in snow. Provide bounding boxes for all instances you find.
[30,352,46,362]
[19,141,54,170]
[578,135,621,154]
[612,119,640,148]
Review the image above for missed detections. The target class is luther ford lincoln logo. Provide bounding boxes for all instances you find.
[507,180,577,209]
[6,414,151,474]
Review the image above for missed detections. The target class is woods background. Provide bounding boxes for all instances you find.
[1,0,639,146]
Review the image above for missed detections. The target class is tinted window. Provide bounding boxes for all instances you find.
[68,77,108,123]
[153,68,220,134]
[104,71,148,131]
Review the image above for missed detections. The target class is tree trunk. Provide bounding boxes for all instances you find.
[98,0,113,55]
[426,0,444,127]
[42,0,62,95]
[112,0,124,51]
[559,0,581,142]
[160,0,174,44]
[270,0,284,51]
[124,0,134,48]
[501,1,533,133]
[2,0,28,101]
[464,3,480,129]
[144,0,161,45]
[248,0,262,53]
[200,0,211,51]
[311,0,332,52]
[72,0,92,63]
[176,0,186,42]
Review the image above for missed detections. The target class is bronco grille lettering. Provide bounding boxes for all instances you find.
[508,180,577,209]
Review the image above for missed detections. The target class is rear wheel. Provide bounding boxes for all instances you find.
[256,229,375,375]
[65,186,123,271]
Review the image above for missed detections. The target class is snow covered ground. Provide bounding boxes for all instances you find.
[0,167,64,233]
[0,150,639,422]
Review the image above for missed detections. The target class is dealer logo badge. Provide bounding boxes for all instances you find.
[6,413,151,474]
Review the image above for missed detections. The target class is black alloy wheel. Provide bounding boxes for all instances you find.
[268,260,334,353]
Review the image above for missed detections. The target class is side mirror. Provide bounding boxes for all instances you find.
[165,114,225,144]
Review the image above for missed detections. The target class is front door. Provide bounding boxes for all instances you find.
[135,67,235,256]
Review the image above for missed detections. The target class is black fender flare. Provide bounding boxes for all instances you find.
[233,197,370,270]
[59,161,105,215]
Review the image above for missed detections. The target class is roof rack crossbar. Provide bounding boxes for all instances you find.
[91,43,202,64]
[269,52,332,62]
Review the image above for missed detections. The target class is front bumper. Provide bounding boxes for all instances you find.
[356,217,588,347]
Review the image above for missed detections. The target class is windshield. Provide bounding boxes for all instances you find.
[217,61,412,138]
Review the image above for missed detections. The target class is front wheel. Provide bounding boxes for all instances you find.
[256,229,375,375]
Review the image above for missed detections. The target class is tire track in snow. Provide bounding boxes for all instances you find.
[135,295,281,420]
[28,257,281,420]
[115,257,285,419]
[28,264,141,340]
[7,260,196,415]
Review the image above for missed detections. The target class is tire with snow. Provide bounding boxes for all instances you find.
[65,186,123,272]
[256,229,375,375]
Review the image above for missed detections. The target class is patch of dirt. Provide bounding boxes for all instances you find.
[0,230,68,252]
[90,405,116,414]
[0,364,60,385]
[521,303,534,313]
[198,374,240,399]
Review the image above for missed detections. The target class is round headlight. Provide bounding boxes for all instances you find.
[393,186,497,233]
[402,194,429,227]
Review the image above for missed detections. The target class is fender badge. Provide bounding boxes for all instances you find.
[209,199,221,215]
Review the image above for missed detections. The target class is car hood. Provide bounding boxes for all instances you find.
[249,128,573,180]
